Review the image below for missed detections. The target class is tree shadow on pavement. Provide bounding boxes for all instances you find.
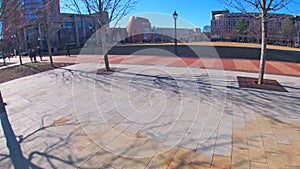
[56,65,300,123]
[0,93,97,168]
[16,65,299,168]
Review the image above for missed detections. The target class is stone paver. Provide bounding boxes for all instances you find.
[0,58,300,168]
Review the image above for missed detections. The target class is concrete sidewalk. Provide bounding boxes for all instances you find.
[0,63,300,168]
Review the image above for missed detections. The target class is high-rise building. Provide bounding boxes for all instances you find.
[2,0,61,51]
[1,0,107,52]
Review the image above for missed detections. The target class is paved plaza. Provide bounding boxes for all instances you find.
[0,56,300,168]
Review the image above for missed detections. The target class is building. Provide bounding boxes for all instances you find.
[294,16,300,47]
[2,0,61,51]
[127,16,152,43]
[58,13,99,48]
[124,16,202,43]
[211,10,300,45]
[1,0,108,52]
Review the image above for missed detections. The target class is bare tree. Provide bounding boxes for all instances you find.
[0,0,20,60]
[37,0,61,67]
[248,19,262,42]
[221,0,294,84]
[65,0,137,71]
[281,16,297,46]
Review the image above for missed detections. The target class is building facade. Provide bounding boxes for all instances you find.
[127,16,152,43]
[124,16,202,43]
[211,10,300,45]
[2,0,108,52]
[58,13,99,48]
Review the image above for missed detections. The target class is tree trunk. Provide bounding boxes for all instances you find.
[257,13,268,85]
[43,1,54,67]
[101,28,110,71]
[46,35,54,67]
[44,23,54,67]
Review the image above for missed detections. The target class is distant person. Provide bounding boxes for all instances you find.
[6,52,11,61]
[29,48,37,63]
[65,44,70,57]
[2,52,6,66]
[37,46,43,61]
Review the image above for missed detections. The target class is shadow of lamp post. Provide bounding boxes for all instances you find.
[173,11,178,55]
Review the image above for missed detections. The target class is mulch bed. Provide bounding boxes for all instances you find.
[96,67,127,75]
[0,62,74,84]
[237,76,288,92]
[0,62,14,68]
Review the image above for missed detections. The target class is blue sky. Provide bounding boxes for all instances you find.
[129,0,227,29]
[61,0,300,30]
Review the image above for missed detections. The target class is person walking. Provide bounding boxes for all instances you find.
[37,46,43,61]
[2,52,6,66]
[29,48,37,63]
[14,49,17,58]
[65,44,70,57]
[6,52,11,61]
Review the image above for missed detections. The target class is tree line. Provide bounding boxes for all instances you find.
[235,16,297,46]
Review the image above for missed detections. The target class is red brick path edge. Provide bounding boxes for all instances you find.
[48,55,300,77]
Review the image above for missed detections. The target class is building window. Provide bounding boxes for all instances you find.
[77,21,82,28]
[63,22,74,28]
[84,22,92,28]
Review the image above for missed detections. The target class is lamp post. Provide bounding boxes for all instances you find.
[173,11,178,55]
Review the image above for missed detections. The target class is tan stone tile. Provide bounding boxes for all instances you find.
[285,127,300,141]
[261,134,279,153]
[211,155,231,169]
[191,153,212,167]
[269,120,284,129]
[102,155,131,169]
[167,160,190,169]
[172,147,194,165]
[290,139,300,156]
[284,166,300,169]
[248,139,264,149]
[89,150,116,166]
[266,152,284,169]
[77,136,94,148]
[190,164,211,169]
[256,118,273,135]
[246,122,261,141]
[146,157,168,169]
[112,123,127,132]
[93,129,120,147]
[135,139,170,157]
[250,161,268,169]
[124,157,153,169]
[123,138,148,158]
[232,147,249,169]
[80,155,103,168]
[278,144,300,167]
[272,128,290,145]
[160,148,178,160]
[146,148,178,169]
[248,147,267,163]
[233,129,248,149]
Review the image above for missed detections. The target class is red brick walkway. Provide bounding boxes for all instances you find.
[51,55,300,77]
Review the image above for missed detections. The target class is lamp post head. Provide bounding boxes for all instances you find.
[173,11,178,20]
